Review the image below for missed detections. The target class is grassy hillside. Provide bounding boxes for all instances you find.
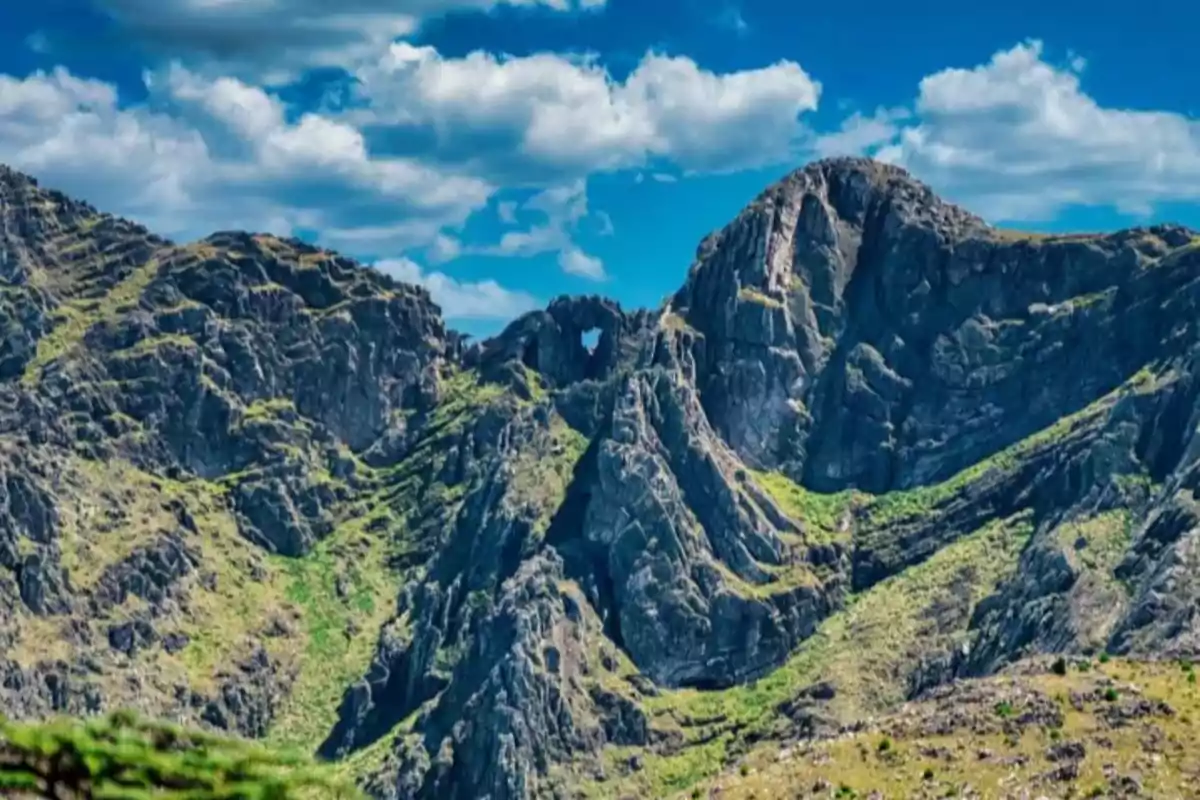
[700,657,1200,799]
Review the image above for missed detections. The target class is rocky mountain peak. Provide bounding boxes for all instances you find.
[661,157,1200,496]
[0,162,37,189]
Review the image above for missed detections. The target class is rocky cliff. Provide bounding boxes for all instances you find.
[2,157,1199,799]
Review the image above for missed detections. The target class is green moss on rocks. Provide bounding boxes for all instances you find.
[22,257,161,386]
[748,469,857,543]
[736,287,783,308]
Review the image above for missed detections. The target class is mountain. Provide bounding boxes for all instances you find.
[1,157,1199,799]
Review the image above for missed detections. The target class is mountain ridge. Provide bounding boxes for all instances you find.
[2,156,1200,799]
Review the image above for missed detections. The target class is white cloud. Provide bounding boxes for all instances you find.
[558,247,606,280]
[375,257,540,320]
[427,233,463,264]
[0,67,210,232]
[814,107,907,159]
[468,179,606,279]
[835,41,1200,221]
[0,65,493,251]
[1,38,822,299]
[594,210,614,235]
[24,32,51,55]
[95,0,605,81]
[496,200,518,223]
[352,44,821,179]
[713,7,749,35]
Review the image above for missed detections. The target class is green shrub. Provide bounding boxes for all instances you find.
[0,711,361,799]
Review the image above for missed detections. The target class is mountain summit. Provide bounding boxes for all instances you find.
[2,157,1199,798]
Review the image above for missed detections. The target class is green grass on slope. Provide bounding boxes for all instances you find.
[268,366,524,753]
[1052,510,1137,652]
[706,658,1200,800]
[589,513,1034,799]
[509,415,590,537]
[749,469,858,544]
[1053,510,1133,578]
[265,507,406,753]
[22,256,160,386]
[0,712,361,799]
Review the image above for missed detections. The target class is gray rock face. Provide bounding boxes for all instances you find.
[671,157,1194,492]
[577,368,834,688]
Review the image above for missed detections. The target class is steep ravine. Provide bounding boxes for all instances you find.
[2,158,1200,799]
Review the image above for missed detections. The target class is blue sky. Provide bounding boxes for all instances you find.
[2,0,1199,336]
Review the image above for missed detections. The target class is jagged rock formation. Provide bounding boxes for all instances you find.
[3,158,1200,799]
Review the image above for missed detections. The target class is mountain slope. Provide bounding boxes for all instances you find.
[2,158,1200,799]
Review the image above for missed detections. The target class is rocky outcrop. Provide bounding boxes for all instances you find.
[470,295,656,390]
[671,157,1196,493]
[572,368,835,688]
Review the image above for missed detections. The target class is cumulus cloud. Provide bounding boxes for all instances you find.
[0,36,825,279]
[1,28,829,300]
[374,257,540,320]
[352,44,821,180]
[496,200,518,224]
[427,233,464,264]
[95,0,605,81]
[831,41,1200,221]
[713,7,749,35]
[814,107,908,159]
[0,67,210,232]
[0,65,493,251]
[469,180,607,279]
[558,247,606,280]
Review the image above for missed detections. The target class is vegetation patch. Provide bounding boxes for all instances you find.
[749,469,858,544]
[509,416,590,537]
[661,311,696,333]
[1054,510,1133,577]
[736,286,783,308]
[268,368,524,751]
[6,455,296,703]
[55,456,204,591]
[109,333,199,360]
[987,228,1101,244]
[0,712,360,799]
[22,257,161,385]
[266,506,405,753]
[429,368,507,429]
[699,659,1200,800]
